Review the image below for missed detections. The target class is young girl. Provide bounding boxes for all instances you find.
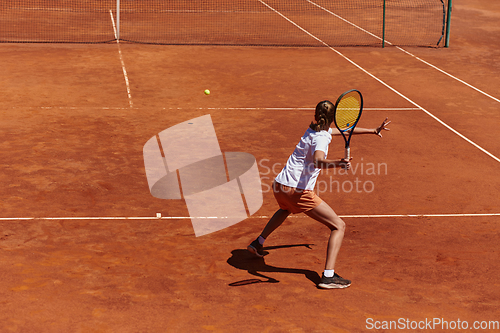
[248,100,390,289]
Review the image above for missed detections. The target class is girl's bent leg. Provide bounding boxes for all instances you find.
[304,202,345,270]
[248,208,290,257]
[260,209,290,239]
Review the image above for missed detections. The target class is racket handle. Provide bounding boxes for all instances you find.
[345,147,350,160]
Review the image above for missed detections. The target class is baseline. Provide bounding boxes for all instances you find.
[5,106,422,111]
[1,213,500,221]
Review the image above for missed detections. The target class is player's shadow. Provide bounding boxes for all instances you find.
[227,244,321,286]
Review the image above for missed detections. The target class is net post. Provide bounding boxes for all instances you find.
[116,0,120,41]
[382,0,386,48]
[445,0,452,47]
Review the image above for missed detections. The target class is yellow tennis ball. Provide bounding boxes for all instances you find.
[204,89,210,95]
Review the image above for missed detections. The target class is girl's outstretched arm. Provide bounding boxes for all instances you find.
[349,118,391,137]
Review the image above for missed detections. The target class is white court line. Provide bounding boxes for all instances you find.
[1,213,499,221]
[109,10,133,108]
[341,214,500,218]
[395,47,500,104]
[179,107,421,111]
[8,106,421,111]
[307,0,500,105]
[259,0,500,164]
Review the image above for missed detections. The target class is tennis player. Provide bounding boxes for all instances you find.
[247,100,390,289]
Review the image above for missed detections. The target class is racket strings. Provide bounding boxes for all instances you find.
[335,95,362,130]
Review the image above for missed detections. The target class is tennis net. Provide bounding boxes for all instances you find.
[0,0,449,47]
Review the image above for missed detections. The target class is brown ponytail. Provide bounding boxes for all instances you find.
[309,100,334,132]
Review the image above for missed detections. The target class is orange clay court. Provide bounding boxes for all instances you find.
[1,0,500,332]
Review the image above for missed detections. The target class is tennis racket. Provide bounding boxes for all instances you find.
[333,89,363,160]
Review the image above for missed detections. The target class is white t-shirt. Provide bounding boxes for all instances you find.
[275,127,332,190]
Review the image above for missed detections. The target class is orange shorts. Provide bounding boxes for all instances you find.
[273,181,323,214]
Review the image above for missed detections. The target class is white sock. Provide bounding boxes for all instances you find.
[257,236,265,245]
[324,269,335,278]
